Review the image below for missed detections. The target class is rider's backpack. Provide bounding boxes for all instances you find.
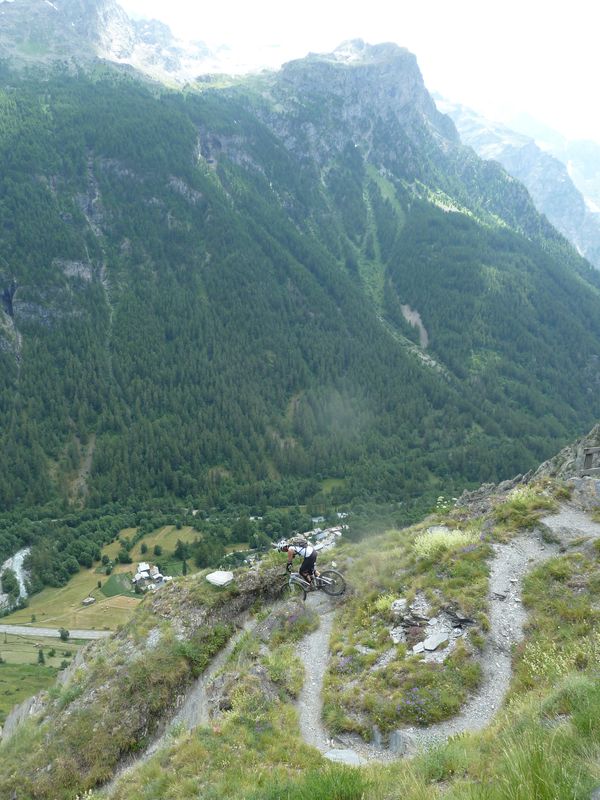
[289,536,309,550]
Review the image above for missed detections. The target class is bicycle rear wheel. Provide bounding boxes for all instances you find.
[318,569,346,596]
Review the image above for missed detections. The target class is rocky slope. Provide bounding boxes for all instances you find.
[4,426,600,798]
[439,99,600,269]
[0,0,212,81]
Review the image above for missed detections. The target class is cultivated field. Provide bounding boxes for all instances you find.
[0,632,85,722]
[2,526,198,632]
[3,566,141,630]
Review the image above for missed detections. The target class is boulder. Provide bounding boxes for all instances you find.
[371,725,383,748]
[205,570,234,587]
[389,729,414,755]
[423,632,449,651]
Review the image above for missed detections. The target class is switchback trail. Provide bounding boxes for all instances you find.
[294,505,600,762]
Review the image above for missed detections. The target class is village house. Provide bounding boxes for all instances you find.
[132,561,171,592]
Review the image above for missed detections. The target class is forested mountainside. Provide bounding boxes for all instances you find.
[2,41,600,516]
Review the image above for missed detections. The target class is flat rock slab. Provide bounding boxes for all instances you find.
[426,525,451,535]
[324,749,364,766]
[205,570,234,587]
[423,632,449,651]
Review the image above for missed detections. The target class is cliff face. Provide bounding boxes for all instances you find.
[274,41,459,150]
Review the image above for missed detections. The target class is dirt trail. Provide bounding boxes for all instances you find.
[295,593,336,752]
[294,505,600,762]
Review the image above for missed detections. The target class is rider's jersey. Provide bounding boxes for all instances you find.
[290,542,314,558]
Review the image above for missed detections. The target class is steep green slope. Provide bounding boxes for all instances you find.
[1,46,600,515]
[3,472,600,799]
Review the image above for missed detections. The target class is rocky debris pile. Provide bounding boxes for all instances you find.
[454,474,529,517]
[388,592,475,662]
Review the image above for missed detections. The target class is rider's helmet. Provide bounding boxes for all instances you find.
[274,539,289,552]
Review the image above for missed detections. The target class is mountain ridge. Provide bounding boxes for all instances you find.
[1,39,600,513]
[440,99,600,269]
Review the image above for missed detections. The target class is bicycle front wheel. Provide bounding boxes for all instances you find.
[280,576,307,601]
[318,569,346,596]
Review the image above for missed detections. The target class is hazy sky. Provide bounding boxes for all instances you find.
[119,0,599,143]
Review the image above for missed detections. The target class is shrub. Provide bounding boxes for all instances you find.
[262,644,304,698]
[493,487,557,531]
[414,528,479,558]
[372,591,398,616]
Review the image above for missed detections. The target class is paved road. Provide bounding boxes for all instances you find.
[0,624,111,640]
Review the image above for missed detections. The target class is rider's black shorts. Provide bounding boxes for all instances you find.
[300,552,317,575]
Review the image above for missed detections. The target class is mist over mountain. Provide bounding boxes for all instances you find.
[439,100,600,269]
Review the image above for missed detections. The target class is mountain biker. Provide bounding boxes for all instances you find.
[276,538,318,585]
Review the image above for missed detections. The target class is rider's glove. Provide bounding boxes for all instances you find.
[286,562,292,573]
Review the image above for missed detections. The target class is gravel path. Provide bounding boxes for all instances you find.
[295,592,336,752]
[295,504,600,762]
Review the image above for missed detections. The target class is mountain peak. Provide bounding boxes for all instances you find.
[325,39,412,65]
[0,0,212,81]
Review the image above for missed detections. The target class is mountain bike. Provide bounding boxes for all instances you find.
[280,568,346,601]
